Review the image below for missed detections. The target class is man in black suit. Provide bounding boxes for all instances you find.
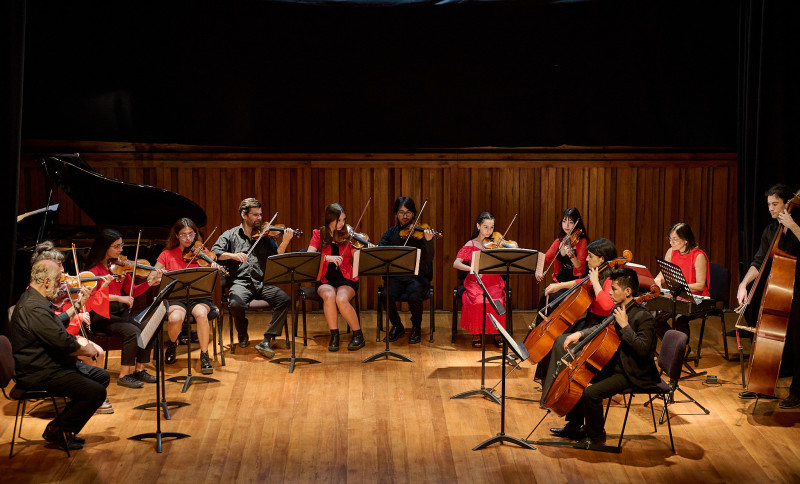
[546,266,659,445]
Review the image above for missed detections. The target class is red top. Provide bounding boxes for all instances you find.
[309,229,358,282]
[88,262,151,298]
[157,246,201,271]
[543,237,588,282]
[589,277,615,316]
[670,248,711,297]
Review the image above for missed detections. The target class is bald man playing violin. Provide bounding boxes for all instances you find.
[212,197,294,359]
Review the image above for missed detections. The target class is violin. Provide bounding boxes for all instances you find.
[523,250,633,364]
[251,223,303,239]
[482,232,519,249]
[399,223,443,240]
[333,224,374,249]
[184,241,230,276]
[61,271,122,289]
[541,284,660,416]
[109,255,157,279]
[565,228,583,251]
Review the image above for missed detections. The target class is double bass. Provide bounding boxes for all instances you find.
[523,250,633,364]
[736,188,800,396]
[541,285,660,416]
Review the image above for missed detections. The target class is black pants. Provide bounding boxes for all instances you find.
[91,302,154,366]
[228,281,290,339]
[387,276,428,328]
[43,363,109,433]
[654,312,691,341]
[789,274,800,396]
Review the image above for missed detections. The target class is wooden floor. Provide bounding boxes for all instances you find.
[2,310,800,483]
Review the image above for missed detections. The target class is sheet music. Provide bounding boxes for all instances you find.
[137,301,167,349]
[352,249,360,277]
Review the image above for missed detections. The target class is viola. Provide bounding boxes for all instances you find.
[400,223,443,240]
[333,224,374,249]
[566,228,583,251]
[541,285,660,416]
[109,255,157,279]
[523,250,633,364]
[482,232,519,249]
[251,223,303,239]
[61,271,122,289]
[184,241,230,276]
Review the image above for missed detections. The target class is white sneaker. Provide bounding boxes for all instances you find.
[96,398,114,414]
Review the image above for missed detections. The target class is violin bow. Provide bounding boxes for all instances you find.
[68,243,90,340]
[129,230,142,300]
[500,213,518,242]
[403,198,428,247]
[352,197,372,233]
[184,226,218,269]
[246,212,278,259]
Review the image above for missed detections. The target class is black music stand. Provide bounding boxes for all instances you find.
[360,246,420,363]
[265,252,322,373]
[160,268,220,392]
[655,258,707,379]
[451,273,506,405]
[473,314,535,451]
[472,248,541,365]
[129,281,191,453]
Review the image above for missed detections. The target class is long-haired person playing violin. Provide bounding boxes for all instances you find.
[546,267,658,445]
[211,197,293,359]
[148,218,221,375]
[377,196,436,344]
[536,207,589,302]
[307,203,365,352]
[452,211,507,348]
[652,222,710,341]
[85,229,162,388]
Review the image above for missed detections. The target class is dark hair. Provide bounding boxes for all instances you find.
[85,228,123,270]
[165,217,202,251]
[470,211,495,239]
[556,207,589,242]
[30,240,65,265]
[609,267,639,294]
[239,197,261,217]
[319,203,345,251]
[668,222,698,251]
[393,196,417,222]
[765,184,794,204]
[587,238,618,279]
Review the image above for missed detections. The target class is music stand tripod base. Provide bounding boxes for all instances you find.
[168,374,220,393]
[270,355,321,373]
[526,439,620,454]
[451,387,501,405]
[474,434,535,451]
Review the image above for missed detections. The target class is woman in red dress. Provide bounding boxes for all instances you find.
[536,207,589,307]
[453,212,507,348]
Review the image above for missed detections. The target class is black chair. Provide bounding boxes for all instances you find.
[296,286,360,346]
[167,305,222,392]
[90,330,124,370]
[376,282,435,343]
[0,335,72,458]
[699,262,733,360]
[602,329,688,453]
[451,270,512,344]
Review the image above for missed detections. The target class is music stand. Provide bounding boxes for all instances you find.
[473,314,535,451]
[264,251,322,373]
[359,246,420,363]
[451,272,506,405]
[129,281,191,453]
[160,268,220,392]
[655,258,707,379]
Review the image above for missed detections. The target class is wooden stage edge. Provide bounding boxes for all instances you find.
[2,310,799,484]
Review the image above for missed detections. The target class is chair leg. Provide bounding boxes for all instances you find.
[696,316,707,367]
[648,394,657,431]
[452,293,458,344]
[720,313,729,360]
[301,295,308,347]
[617,394,634,451]
[663,394,675,453]
[429,295,435,343]
[10,400,22,458]
[218,312,226,366]
[210,317,218,361]
[50,396,71,457]
[376,291,383,342]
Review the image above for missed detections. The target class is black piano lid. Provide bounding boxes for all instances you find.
[39,153,207,229]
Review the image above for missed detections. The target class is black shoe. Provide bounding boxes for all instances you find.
[200,351,213,374]
[348,330,365,351]
[328,331,340,352]
[65,432,85,444]
[739,391,758,399]
[385,324,405,342]
[408,326,422,344]
[132,370,157,384]
[779,394,800,409]
[43,424,83,450]
[255,338,276,359]
[165,341,178,364]
[493,336,503,348]
[238,334,249,348]
[117,375,144,388]
[578,431,607,445]
[549,424,583,440]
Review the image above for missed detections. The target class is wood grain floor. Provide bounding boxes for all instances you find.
[2,310,800,483]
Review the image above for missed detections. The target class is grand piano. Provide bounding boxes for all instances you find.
[14,153,207,300]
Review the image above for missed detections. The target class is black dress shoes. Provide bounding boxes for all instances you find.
[386,324,405,342]
[779,394,800,409]
[165,340,178,364]
[43,424,83,450]
[578,431,607,445]
[348,330,366,351]
[549,424,583,440]
[329,331,340,352]
[739,391,757,399]
[238,334,249,348]
[200,351,213,374]
[408,326,422,344]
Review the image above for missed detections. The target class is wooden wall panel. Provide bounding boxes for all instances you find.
[18,147,739,310]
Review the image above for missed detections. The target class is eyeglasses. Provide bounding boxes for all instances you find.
[178,233,196,239]
[397,210,413,216]
[111,243,124,249]
[667,237,682,243]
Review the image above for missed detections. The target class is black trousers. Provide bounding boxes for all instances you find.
[789,269,800,396]
[228,281,290,339]
[91,302,155,366]
[387,276,428,328]
[42,363,109,433]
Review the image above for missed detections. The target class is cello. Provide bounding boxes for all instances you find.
[523,250,633,364]
[735,188,800,396]
[541,285,660,416]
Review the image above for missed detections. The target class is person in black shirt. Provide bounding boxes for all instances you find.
[212,198,294,359]
[377,197,436,344]
[736,184,800,407]
[10,260,109,450]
